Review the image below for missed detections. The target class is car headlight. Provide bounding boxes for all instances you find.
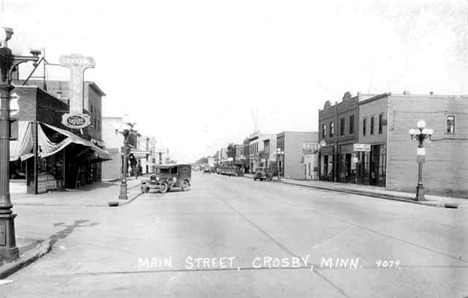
[173,177,177,183]
[156,176,160,181]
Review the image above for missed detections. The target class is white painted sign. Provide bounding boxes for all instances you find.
[353,143,371,152]
[60,54,95,126]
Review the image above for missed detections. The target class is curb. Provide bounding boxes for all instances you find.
[0,238,52,279]
[241,175,459,209]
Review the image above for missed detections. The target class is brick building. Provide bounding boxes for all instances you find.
[9,85,110,194]
[385,93,468,198]
[319,91,468,198]
[318,92,369,182]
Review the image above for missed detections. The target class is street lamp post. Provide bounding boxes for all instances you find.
[276,147,284,182]
[109,120,137,207]
[408,120,434,201]
[0,27,40,262]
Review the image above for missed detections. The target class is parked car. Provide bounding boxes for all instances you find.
[203,167,212,174]
[253,167,273,181]
[140,164,191,193]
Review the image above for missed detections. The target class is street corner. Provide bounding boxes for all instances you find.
[0,238,52,279]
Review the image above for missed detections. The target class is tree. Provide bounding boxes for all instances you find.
[227,143,236,160]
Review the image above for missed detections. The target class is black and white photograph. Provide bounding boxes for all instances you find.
[0,0,467,297]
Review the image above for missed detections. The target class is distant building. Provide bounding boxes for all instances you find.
[248,132,276,173]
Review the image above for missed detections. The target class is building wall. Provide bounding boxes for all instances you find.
[102,117,124,180]
[282,131,318,179]
[387,94,468,198]
[86,83,104,141]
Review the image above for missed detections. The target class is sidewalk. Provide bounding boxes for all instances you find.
[1,177,146,280]
[10,178,143,207]
[243,174,467,209]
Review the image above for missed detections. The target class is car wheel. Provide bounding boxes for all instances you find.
[144,187,150,193]
[181,180,189,191]
[160,182,169,193]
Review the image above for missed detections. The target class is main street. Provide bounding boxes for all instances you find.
[1,173,467,297]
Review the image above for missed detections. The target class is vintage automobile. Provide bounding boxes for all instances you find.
[140,164,191,193]
[253,167,273,181]
[203,166,212,174]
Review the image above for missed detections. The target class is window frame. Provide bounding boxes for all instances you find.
[363,118,367,136]
[378,113,383,134]
[340,118,345,136]
[349,115,354,135]
[329,121,334,138]
[446,114,456,134]
[370,116,375,135]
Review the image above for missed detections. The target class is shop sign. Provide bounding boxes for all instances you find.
[59,54,95,114]
[353,143,371,152]
[62,113,91,129]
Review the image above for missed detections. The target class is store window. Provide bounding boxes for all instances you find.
[446,115,455,134]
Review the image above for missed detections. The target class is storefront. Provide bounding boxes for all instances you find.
[355,144,386,186]
[337,143,356,183]
[319,146,334,181]
[10,121,111,194]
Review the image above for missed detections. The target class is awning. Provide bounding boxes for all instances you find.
[10,121,33,161]
[39,123,112,160]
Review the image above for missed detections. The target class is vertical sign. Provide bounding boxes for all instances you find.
[59,54,95,129]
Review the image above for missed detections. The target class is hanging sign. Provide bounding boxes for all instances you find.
[60,54,95,128]
[62,113,91,129]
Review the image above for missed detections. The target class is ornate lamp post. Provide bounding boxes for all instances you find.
[109,120,137,207]
[275,147,284,182]
[408,120,433,201]
[0,27,41,262]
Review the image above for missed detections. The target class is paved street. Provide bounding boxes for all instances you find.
[1,173,468,297]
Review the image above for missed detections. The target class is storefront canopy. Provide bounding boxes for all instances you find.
[39,123,112,160]
[10,121,33,161]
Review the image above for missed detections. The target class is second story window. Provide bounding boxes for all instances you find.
[446,115,455,133]
[340,118,345,136]
[349,115,354,134]
[322,124,327,139]
[329,122,334,137]
[378,114,383,134]
[363,118,367,136]
[370,116,375,135]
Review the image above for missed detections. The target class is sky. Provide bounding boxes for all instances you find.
[1,0,467,163]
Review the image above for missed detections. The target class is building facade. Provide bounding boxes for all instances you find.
[318,92,364,182]
[277,131,318,180]
[385,93,468,198]
[248,132,276,173]
[319,91,468,198]
[10,85,110,194]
